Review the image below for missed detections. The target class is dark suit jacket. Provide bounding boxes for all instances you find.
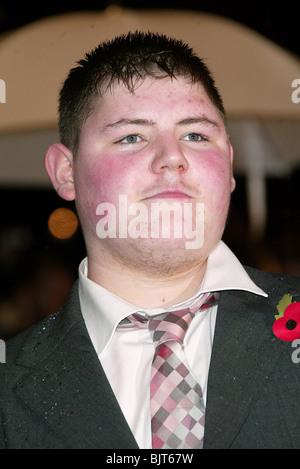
[0,267,300,449]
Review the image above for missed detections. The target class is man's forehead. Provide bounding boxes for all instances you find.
[89,76,224,130]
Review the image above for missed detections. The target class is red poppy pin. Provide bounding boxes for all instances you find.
[273,294,300,341]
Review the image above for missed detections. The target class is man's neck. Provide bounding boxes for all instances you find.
[86,256,208,309]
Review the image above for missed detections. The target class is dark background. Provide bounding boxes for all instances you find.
[1,2,299,57]
[0,2,299,338]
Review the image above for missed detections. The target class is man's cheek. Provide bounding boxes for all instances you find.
[90,157,134,200]
[196,160,232,217]
[76,165,116,204]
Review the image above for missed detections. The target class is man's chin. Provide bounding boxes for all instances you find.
[98,236,208,276]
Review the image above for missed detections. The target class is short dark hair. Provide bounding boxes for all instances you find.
[59,31,226,154]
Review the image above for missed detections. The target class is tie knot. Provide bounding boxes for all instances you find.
[148,309,193,350]
[118,293,218,342]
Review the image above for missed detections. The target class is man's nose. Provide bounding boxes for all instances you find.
[150,138,189,174]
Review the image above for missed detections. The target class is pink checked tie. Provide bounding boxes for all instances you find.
[118,293,217,449]
[149,293,216,449]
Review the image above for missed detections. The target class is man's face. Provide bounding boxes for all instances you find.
[73,76,235,274]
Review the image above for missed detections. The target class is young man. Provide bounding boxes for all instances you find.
[1,32,299,449]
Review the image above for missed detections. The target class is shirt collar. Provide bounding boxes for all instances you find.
[78,240,267,356]
[201,241,268,296]
[78,261,142,356]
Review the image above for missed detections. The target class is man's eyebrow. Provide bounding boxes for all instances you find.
[177,117,221,130]
[99,116,220,133]
[100,118,156,132]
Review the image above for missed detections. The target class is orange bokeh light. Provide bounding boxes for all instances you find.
[48,207,78,240]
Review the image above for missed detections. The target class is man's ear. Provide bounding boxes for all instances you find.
[44,143,75,201]
[229,143,236,193]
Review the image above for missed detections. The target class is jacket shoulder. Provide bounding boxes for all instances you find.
[244,266,300,299]
[5,281,81,364]
[4,306,65,363]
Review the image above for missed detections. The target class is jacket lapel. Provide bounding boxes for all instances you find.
[204,271,298,449]
[13,284,138,449]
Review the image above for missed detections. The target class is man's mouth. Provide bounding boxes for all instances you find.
[143,190,192,200]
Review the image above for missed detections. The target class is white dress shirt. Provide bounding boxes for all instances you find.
[78,241,267,448]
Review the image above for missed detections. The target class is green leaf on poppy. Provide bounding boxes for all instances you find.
[275,293,293,320]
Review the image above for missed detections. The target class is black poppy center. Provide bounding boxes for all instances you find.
[286,319,297,330]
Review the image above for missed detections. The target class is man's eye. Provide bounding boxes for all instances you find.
[182,133,206,142]
[117,134,142,144]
